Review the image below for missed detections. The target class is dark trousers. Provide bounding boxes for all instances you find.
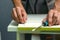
[25,34,54,40]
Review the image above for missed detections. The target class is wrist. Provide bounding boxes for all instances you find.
[54,1,60,12]
[15,3,24,9]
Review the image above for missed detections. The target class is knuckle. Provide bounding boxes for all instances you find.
[49,9,54,13]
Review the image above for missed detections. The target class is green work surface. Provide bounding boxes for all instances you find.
[18,27,60,32]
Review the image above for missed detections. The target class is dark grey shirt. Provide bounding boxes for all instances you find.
[26,0,55,14]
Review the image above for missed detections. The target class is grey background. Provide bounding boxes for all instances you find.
[0,0,16,40]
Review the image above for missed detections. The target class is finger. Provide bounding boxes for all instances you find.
[56,17,59,25]
[52,10,59,25]
[42,15,48,23]
[48,10,54,26]
[12,8,19,23]
[16,7,23,23]
[58,13,60,25]
[21,9,27,23]
[57,13,60,25]
[22,11,27,23]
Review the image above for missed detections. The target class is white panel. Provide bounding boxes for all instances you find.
[31,35,41,40]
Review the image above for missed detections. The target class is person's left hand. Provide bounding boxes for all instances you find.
[43,9,60,26]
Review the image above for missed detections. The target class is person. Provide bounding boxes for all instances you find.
[12,0,60,40]
[12,0,60,25]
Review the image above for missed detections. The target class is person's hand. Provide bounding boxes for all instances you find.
[12,7,27,23]
[43,9,60,26]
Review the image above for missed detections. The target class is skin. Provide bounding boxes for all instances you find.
[12,0,60,26]
[12,0,27,23]
[47,0,60,26]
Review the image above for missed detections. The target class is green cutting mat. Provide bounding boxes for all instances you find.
[18,27,60,32]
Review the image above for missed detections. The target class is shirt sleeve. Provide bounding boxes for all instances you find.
[46,0,55,10]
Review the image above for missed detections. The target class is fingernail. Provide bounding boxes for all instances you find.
[22,19,25,24]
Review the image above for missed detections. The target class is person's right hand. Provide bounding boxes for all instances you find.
[12,7,27,23]
[42,9,60,26]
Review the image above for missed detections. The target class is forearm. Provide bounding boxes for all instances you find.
[12,0,23,8]
[54,0,60,11]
